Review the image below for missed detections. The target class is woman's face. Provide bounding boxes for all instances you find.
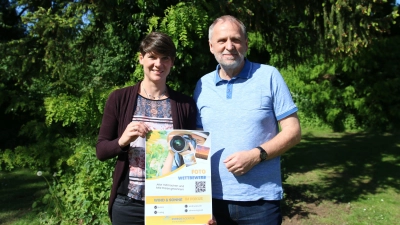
[139,52,174,83]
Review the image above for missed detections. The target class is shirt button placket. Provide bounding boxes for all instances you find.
[226,82,233,99]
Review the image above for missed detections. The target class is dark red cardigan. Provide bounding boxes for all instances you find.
[96,81,197,220]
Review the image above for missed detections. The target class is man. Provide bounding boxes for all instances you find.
[193,15,301,225]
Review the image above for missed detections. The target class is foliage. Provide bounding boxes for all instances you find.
[0,0,399,224]
[154,2,212,95]
[145,142,168,179]
[338,36,400,130]
[205,0,399,67]
[145,130,170,178]
[283,36,400,131]
[33,138,113,224]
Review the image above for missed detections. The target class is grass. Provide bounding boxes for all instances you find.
[1,129,399,225]
[281,128,400,224]
[0,169,46,225]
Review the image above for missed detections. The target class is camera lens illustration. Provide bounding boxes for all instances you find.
[170,134,197,153]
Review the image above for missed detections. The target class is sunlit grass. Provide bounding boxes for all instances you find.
[282,129,400,224]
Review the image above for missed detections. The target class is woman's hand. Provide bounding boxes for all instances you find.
[118,121,149,147]
[205,215,216,225]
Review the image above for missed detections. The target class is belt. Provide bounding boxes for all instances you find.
[116,194,144,204]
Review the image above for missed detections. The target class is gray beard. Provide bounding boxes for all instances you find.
[217,57,245,72]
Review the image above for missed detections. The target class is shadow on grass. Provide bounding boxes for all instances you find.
[0,169,46,224]
[281,131,400,219]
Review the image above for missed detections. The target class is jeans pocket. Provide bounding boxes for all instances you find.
[114,196,129,206]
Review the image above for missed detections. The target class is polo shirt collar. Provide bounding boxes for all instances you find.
[214,59,252,84]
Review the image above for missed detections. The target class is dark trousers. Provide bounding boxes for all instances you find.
[212,198,282,225]
[112,194,145,225]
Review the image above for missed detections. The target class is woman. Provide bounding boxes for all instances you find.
[96,32,214,224]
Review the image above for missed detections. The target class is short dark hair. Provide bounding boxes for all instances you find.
[139,32,176,59]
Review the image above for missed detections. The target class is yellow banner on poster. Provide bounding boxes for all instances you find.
[146,195,211,204]
[146,215,211,224]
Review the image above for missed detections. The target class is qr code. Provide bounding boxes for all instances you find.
[195,181,206,193]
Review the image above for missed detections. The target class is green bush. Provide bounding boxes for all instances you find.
[35,138,113,225]
[282,37,400,132]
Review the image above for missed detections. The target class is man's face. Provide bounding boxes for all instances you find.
[209,21,248,71]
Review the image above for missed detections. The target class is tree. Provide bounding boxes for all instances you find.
[0,0,29,150]
[0,0,398,223]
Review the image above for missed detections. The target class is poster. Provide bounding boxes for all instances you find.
[145,130,212,225]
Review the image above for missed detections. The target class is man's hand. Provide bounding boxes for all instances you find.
[223,148,260,176]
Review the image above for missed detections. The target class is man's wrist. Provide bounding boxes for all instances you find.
[256,146,268,162]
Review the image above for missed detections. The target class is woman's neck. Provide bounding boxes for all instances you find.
[140,81,167,100]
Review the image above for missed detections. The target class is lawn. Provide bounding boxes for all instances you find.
[0,169,46,225]
[1,129,399,224]
[281,129,400,225]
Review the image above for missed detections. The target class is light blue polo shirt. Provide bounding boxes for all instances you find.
[193,59,297,201]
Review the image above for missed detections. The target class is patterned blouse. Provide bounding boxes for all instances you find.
[126,95,173,200]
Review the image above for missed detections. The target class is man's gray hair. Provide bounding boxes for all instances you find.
[208,15,247,40]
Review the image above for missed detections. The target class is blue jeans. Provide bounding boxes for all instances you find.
[112,194,144,225]
[212,198,282,225]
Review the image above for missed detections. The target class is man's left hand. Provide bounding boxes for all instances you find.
[223,149,259,176]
